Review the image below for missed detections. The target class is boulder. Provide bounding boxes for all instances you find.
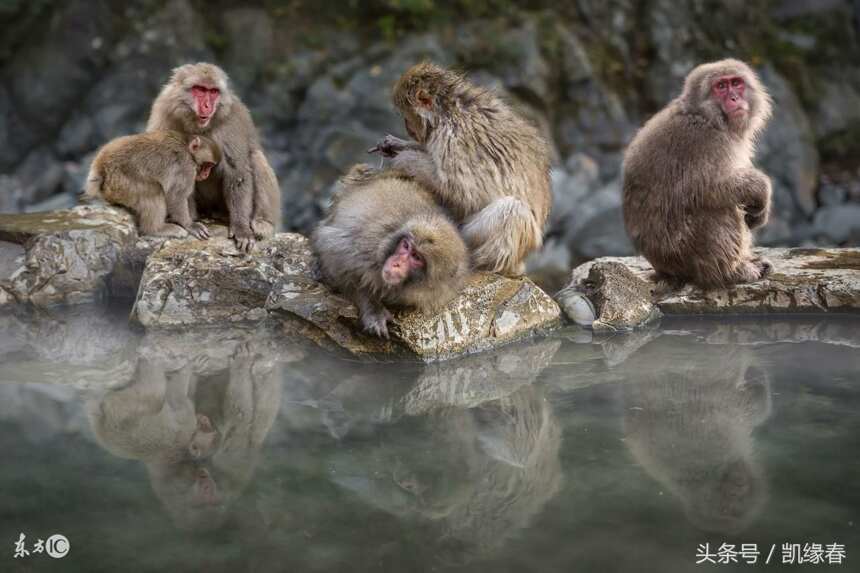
[0,203,137,305]
[134,233,562,361]
[558,247,860,329]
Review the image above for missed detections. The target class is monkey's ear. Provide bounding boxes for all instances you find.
[415,89,433,111]
[189,136,201,152]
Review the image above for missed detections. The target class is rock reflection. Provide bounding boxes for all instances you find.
[88,329,301,531]
[621,338,772,533]
[322,340,563,564]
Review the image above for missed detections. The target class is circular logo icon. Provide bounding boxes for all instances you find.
[45,534,70,559]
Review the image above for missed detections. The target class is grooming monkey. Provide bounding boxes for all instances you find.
[312,165,469,338]
[147,63,281,252]
[370,62,551,276]
[85,131,220,238]
[622,59,774,289]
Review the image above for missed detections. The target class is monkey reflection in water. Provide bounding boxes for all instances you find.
[88,349,281,530]
[621,339,772,533]
[331,382,561,563]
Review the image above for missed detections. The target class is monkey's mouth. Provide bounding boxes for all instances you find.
[197,114,213,127]
[196,163,215,181]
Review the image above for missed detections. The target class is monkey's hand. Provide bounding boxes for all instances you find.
[189,222,210,240]
[744,205,770,230]
[368,134,413,158]
[734,168,772,229]
[360,306,393,339]
[229,224,256,253]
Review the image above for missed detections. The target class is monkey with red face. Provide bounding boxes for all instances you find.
[312,165,469,338]
[622,59,774,289]
[147,63,281,252]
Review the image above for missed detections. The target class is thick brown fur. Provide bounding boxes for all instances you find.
[312,164,469,338]
[375,62,551,276]
[146,62,281,251]
[85,130,220,238]
[622,59,774,289]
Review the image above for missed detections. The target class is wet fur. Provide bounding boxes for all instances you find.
[387,62,551,276]
[622,59,774,289]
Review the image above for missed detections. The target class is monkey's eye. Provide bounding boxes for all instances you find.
[411,251,425,267]
[716,81,728,91]
[731,78,743,88]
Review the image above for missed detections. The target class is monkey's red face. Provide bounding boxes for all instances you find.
[713,76,748,119]
[382,236,425,286]
[195,162,215,181]
[190,85,221,127]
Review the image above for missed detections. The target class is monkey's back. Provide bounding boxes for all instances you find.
[622,104,746,279]
[90,131,191,199]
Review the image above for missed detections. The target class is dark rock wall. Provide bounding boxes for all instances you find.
[2,0,859,268]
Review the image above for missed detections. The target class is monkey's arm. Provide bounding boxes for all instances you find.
[369,134,423,157]
[165,182,210,239]
[727,168,772,229]
[220,152,257,252]
[354,292,393,339]
[390,149,444,195]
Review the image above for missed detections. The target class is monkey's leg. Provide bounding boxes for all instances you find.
[250,149,280,239]
[165,184,209,240]
[138,195,187,238]
[355,293,393,339]
[461,197,541,276]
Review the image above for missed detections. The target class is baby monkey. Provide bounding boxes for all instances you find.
[85,131,220,239]
[312,165,469,338]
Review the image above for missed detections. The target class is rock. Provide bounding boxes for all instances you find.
[757,67,820,218]
[132,234,305,328]
[0,203,138,306]
[564,177,635,260]
[812,204,860,244]
[559,248,860,329]
[558,261,659,331]
[133,232,561,361]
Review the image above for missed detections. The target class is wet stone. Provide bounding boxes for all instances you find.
[559,248,860,330]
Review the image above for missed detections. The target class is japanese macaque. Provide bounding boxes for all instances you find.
[312,164,469,338]
[370,62,551,276]
[622,340,771,533]
[622,59,774,289]
[85,131,219,238]
[147,62,281,252]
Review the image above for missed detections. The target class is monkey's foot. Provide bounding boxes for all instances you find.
[189,222,210,240]
[360,308,393,339]
[752,257,773,279]
[251,219,275,239]
[229,225,256,253]
[151,223,189,238]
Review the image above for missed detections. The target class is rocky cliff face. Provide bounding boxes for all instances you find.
[2,0,859,286]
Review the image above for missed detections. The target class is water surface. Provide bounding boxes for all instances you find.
[1,306,858,572]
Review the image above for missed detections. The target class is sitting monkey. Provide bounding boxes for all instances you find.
[622,59,773,289]
[312,165,469,338]
[85,131,220,239]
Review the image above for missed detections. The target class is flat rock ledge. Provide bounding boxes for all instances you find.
[0,203,169,305]
[133,232,562,361]
[557,247,860,330]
